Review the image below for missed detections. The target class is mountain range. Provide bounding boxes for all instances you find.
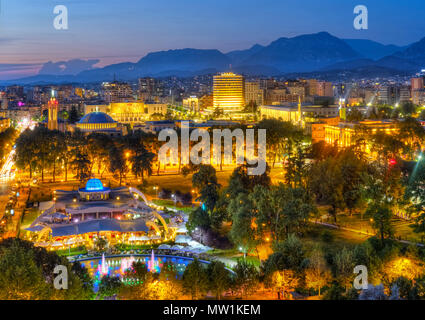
[3,32,424,84]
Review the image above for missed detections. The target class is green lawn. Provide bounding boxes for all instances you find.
[303,223,368,251]
[141,167,286,196]
[152,199,195,213]
[326,211,422,244]
[21,208,41,229]
[56,246,88,257]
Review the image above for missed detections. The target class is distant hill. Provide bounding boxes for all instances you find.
[391,36,425,67]
[240,32,361,73]
[226,44,265,65]
[343,39,406,60]
[2,32,424,85]
[136,48,231,74]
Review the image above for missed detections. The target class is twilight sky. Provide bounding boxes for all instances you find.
[0,0,424,79]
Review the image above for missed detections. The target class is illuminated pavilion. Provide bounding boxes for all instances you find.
[25,179,178,250]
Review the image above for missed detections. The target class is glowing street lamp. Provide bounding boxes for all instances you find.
[239,246,246,259]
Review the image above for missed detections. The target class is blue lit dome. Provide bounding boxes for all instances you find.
[78,112,116,124]
[85,179,105,191]
[78,178,111,201]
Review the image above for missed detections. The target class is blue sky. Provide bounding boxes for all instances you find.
[0,0,424,79]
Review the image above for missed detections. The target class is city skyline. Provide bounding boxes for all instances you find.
[0,0,424,79]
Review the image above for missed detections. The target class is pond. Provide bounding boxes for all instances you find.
[76,252,212,291]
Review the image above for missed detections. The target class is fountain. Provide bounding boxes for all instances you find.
[148,250,159,273]
[120,256,136,274]
[97,253,109,276]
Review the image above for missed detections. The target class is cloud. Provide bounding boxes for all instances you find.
[0,63,42,80]
[38,59,100,75]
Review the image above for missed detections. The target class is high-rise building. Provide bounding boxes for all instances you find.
[0,92,8,110]
[306,79,318,96]
[378,86,399,105]
[245,81,264,106]
[138,77,163,101]
[212,72,245,112]
[6,85,24,100]
[102,81,133,103]
[400,87,411,103]
[411,78,424,91]
[316,81,334,97]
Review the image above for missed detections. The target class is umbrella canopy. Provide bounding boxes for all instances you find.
[51,212,68,219]
[158,244,171,249]
[175,235,191,244]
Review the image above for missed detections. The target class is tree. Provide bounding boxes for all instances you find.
[49,131,66,183]
[71,151,91,183]
[71,261,95,300]
[109,144,128,186]
[229,193,258,257]
[182,259,209,300]
[305,246,332,296]
[308,157,345,222]
[0,238,92,300]
[233,259,259,298]
[267,270,298,300]
[192,164,218,191]
[187,207,210,233]
[252,184,316,241]
[406,161,425,242]
[206,261,231,300]
[270,234,306,272]
[0,240,52,299]
[400,102,417,117]
[346,108,364,121]
[15,129,37,179]
[367,203,394,244]
[94,237,108,252]
[32,127,52,182]
[69,105,80,123]
[131,147,155,182]
[257,119,303,168]
[285,142,309,188]
[192,165,221,227]
[333,247,355,291]
[396,117,425,160]
[98,275,122,298]
[228,163,271,193]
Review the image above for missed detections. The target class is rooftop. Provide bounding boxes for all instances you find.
[78,112,117,124]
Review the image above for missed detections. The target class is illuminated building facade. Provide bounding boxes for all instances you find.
[260,104,339,124]
[0,117,10,133]
[183,96,199,112]
[305,117,340,143]
[325,120,397,149]
[84,102,167,125]
[212,72,245,112]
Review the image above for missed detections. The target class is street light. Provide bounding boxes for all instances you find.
[239,246,246,259]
